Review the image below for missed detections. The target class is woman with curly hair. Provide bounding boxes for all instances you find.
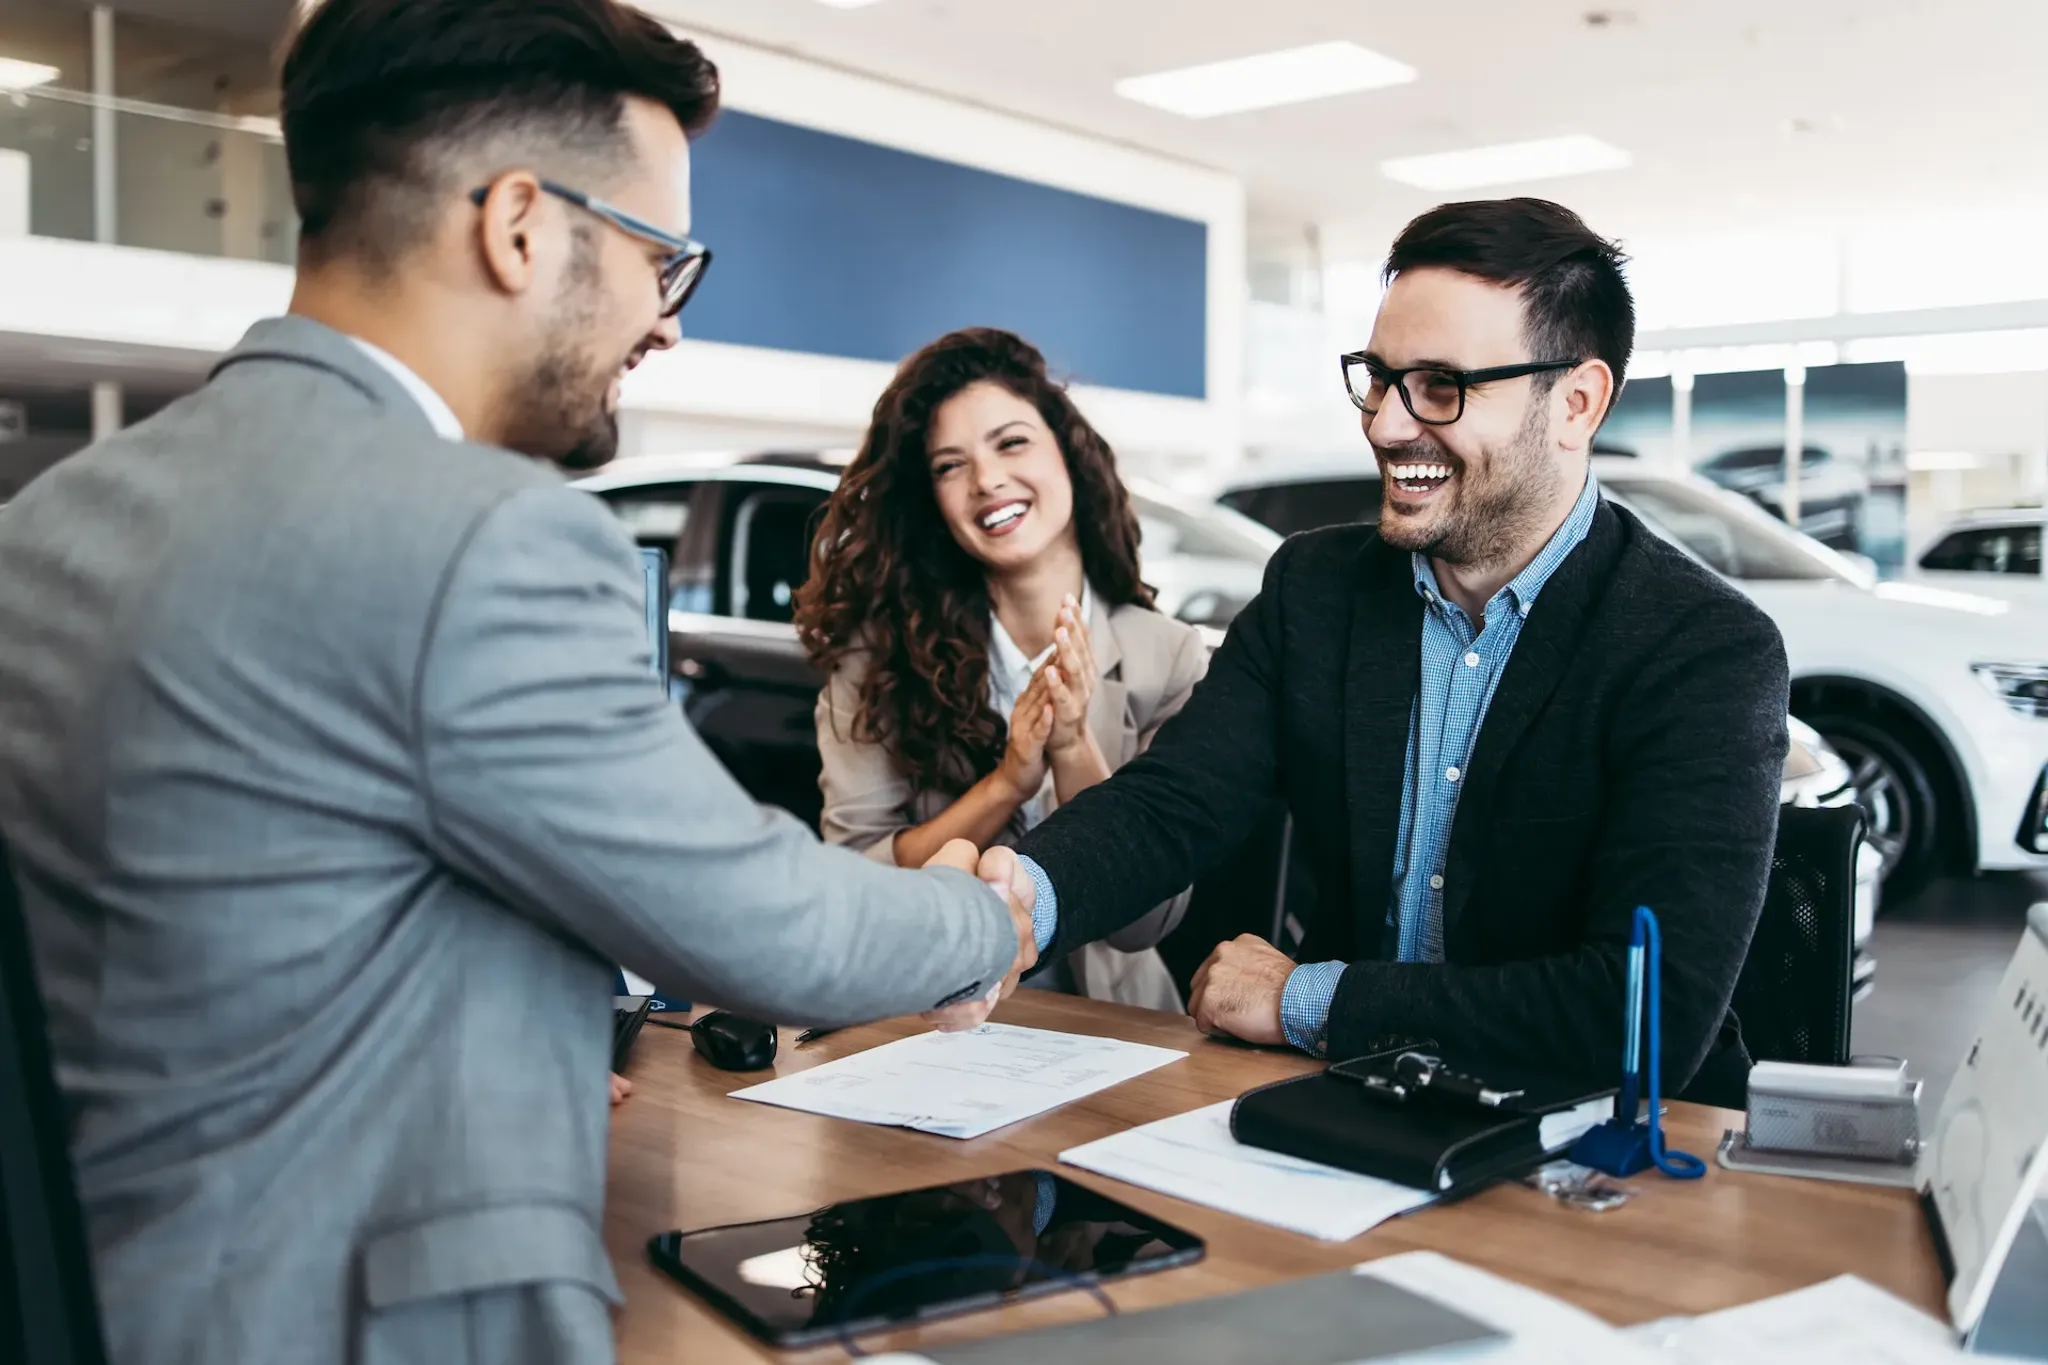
[794,328,1205,1011]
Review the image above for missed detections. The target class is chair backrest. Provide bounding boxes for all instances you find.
[0,836,108,1365]
[1730,804,1864,1067]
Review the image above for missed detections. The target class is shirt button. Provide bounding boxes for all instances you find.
[1446,766,1461,782]
[1429,874,1445,891]
[1464,652,1481,667]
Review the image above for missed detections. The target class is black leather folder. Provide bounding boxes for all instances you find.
[1229,1040,1616,1195]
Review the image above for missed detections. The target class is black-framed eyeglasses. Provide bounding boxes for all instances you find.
[1340,353,1582,426]
[467,178,712,318]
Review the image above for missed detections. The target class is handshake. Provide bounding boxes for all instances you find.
[918,839,1040,1033]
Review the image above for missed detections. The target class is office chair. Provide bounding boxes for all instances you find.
[1729,804,1865,1068]
[0,835,109,1365]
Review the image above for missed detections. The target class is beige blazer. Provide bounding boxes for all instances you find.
[817,599,1209,1013]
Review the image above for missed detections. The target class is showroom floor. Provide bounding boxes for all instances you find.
[1851,867,2048,1114]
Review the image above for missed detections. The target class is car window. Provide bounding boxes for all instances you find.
[1919,525,2042,576]
[1219,477,1380,537]
[598,483,694,550]
[1133,493,1281,562]
[729,485,830,623]
[1603,478,1857,582]
[588,481,714,613]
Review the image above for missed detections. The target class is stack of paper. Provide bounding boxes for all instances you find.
[1632,1275,1975,1364]
[729,1023,1185,1140]
[1059,1101,1435,1241]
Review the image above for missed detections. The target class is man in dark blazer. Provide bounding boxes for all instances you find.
[982,198,1789,1106]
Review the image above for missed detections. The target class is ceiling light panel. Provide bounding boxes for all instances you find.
[1380,135,1631,191]
[1116,42,1417,120]
[0,59,61,92]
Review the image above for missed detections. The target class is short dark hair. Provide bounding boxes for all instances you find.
[281,0,719,267]
[1383,197,1634,392]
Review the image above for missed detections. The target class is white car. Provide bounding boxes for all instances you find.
[1214,458,2048,891]
[1912,508,2046,606]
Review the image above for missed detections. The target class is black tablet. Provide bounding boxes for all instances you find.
[648,1170,1204,1348]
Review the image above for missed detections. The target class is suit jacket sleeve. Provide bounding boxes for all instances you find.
[1018,540,1297,959]
[1100,623,1210,953]
[1325,599,1790,1090]
[814,652,915,867]
[413,486,1016,1026]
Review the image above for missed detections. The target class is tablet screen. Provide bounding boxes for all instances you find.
[649,1169,1203,1346]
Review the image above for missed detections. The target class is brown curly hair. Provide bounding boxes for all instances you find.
[795,328,1153,797]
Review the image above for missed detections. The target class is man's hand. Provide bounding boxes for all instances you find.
[920,842,1038,1032]
[610,1072,633,1106]
[1188,935,1295,1046]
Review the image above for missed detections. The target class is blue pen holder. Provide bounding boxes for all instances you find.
[1568,906,1705,1181]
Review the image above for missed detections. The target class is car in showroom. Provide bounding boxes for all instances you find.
[1692,444,1870,551]
[1214,457,2048,894]
[1912,507,2046,605]
[573,452,1881,994]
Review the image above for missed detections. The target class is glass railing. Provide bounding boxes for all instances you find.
[0,86,296,264]
[0,88,95,242]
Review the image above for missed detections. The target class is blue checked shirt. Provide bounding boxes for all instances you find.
[1280,473,1601,1053]
[1017,476,1599,1057]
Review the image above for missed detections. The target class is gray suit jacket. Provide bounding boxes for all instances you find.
[0,317,1018,1365]
[816,600,1207,1012]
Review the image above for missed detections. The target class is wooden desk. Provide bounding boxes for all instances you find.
[606,994,1943,1363]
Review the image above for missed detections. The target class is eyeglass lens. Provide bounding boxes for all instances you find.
[1346,361,1465,425]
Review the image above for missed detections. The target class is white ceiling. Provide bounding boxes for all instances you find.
[645,0,2048,252]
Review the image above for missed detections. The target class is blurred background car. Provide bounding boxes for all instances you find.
[1213,457,2048,895]
[1693,444,1870,550]
[1911,507,2046,605]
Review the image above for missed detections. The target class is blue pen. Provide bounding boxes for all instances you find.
[1617,911,1647,1125]
[1569,905,1706,1180]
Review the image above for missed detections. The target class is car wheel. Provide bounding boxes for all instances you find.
[1801,711,1941,894]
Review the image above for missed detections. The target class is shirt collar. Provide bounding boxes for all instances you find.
[345,337,465,442]
[1412,472,1600,620]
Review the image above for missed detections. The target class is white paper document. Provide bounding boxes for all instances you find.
[729,1023,1185,1140]
[1059,1101,1436,1241]
[1632,1275,1981,1365]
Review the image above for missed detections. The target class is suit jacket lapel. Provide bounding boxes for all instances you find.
[1085,599,1133,765]
[1344,545,1423,961]
[1443,501,1624,934]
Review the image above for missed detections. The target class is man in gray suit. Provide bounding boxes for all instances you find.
[0,2,1035,1362]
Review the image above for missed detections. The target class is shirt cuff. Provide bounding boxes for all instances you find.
[1280,960,1346,1056]
[1016,855,1059,952]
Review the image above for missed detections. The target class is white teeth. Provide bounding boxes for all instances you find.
[980,503,1027,530]
[1391,463,1452,482]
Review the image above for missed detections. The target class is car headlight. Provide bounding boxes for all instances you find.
[1782,716,1854,807]
[1971,662,2048,719]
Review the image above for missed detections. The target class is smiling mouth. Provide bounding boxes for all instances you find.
[1386,461,1454,497]
[978,501,1030,535]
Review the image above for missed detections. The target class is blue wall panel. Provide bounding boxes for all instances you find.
[683,111,1209,400]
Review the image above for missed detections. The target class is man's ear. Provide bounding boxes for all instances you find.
[473,172,548,300]
[1557,360,1617,455]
